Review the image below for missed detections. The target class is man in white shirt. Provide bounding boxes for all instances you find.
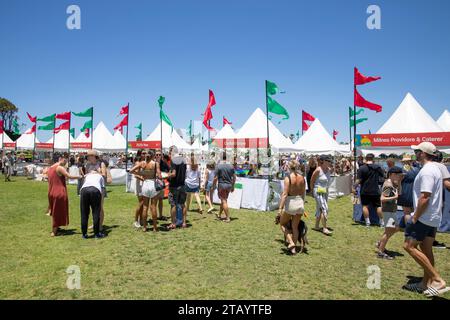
[403,142,448,297]
[80,171,105,239]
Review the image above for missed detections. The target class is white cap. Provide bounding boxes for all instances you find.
[410,141,436,155]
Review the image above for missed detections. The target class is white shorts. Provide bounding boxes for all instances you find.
[284,196,305,215]
[140,180,158,199]
[382,212,398,228]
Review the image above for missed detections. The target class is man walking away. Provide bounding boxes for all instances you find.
[213,153,236,223]
[354,153,385,227]
[403,142,448,297]
[80,171,105,239]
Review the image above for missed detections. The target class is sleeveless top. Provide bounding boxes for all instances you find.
[314,167,330,190]
[141,161,157,179]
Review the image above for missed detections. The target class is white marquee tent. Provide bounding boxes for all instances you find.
[234,108,296,152]
[0,132,14,149]
[16,129,39,150]
[112,130,127,151]
[361,92,446,155]
[144,121,194,151]
[437,110,450,132]
[214,124,236,140]
[294,118,350,155]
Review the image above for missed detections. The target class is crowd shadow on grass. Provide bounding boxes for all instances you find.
[156,222,194,231]
[280,247,309,256]
[56,228,77,236]
[101,224,119,236]
[384,249,404,257]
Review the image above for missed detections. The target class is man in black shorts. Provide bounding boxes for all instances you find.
[167,146,187,229]
[354,153,385,227]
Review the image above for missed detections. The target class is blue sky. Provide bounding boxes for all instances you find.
[1,0,450,143]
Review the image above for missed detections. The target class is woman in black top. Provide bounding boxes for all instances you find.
[306,157,317,193]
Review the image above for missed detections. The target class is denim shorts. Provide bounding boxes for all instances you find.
[205,182,214,192]
[404,219,437,242]
[185,185,200,193]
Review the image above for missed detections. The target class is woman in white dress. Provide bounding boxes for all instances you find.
[310,155,332,235]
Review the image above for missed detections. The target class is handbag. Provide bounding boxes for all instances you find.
[155,178,166,191]
[316,186,327,194]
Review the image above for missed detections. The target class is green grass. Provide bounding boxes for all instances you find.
[1,176,450,300]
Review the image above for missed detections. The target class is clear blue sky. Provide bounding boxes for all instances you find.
[1,0,450,143]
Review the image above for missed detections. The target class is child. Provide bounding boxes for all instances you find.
[376,166,403,259]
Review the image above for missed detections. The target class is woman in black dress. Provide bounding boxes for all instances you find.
[306,157,317,193]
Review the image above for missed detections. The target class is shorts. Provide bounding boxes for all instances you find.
[404,220,437,242]
[360,194,381,208]
[168,186,187,207]
[185,185,200,193]
[382,212,398,228]
[284,196,305,216]
[218,187,231,200]
[140,179,158,199]
[205,182,214,192]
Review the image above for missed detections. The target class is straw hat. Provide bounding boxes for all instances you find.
[401,154,412,162]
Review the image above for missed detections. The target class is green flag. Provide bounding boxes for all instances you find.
[158,96,165,108]
[296,130,300,139]
[80,120,93,132]
[136,133,142,141]
[188,121,192,137]
[38,114,56,122]
[266,81,279,96]
[72,107,93,117]
[135,123,142,130]
[160,109,174,128]
[267,96,289,120]
[13,120,20,135]
[349,107,365,118]
[38,122,55,131]
[69,128,75,138]
[350,117,368,127]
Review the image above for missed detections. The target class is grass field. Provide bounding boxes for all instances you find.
[1,176,449,300]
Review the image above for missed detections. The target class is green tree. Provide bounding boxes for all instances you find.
[0,97,19,133]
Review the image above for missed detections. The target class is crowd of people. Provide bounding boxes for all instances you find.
[353,142,449,297]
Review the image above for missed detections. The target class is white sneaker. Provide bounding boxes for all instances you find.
[133,221,141,229]
[207,208,214,213]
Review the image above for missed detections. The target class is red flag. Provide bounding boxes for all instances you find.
[0,120,3,134]
[354,88,382,112]
[302,110,315,122]
[84,128,90,138]
[27,112,37,123]
[53,121,70,133]
[223,117,232,126]
[333,130,339,140]
[119,104,129,115]
[114,116,128,132]
[202,90,216,131]
[302,121,310,132]
[56,112,71,121]
[354,67,381,86]
[26,125,36,134]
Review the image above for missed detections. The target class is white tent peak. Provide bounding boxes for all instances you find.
[144,121,194,150]
[235,108,293,150]
[214,124,236,139]
[294,118,347,154]
[377,92,443,133]
[437,109,450,132]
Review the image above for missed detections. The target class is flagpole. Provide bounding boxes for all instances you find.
[125,103,130,170]
[353,83,357,183]
[349,107,352,166]
[52,116,56,156]
[301,108,303,135]
[265,80,270,156]
[68,111,71,155]
[33,124,37,163]
[160,103,163,153]
[91,107,94,150]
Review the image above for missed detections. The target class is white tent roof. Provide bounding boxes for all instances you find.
[112,130,127,151]
[191,137,202,150]
[74,132,90,143]
[214,124,236,139]
[437,110,450,132]
[294,119,348,154]
[92,121,116,151]
[0,132,14,148]
[235,108,295,151]
[46,130,73,151]
[377,93,444,133]
[144,121,194,150]
[16,130,39,150]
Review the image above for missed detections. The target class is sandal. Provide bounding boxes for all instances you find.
[423,286,450,297]
[167,224,176,230]
[182,223,187,228]
[288,244,297,255]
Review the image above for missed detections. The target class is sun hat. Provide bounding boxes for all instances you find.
[401,154,412,162]
[86,149,98,157]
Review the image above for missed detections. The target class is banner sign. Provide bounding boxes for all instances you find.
[35,143,54,150]
[128,141,161,149]
[213,138,268,149]
[70,142,92,149]
[356,132,450,147]
[2,142,16,149]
